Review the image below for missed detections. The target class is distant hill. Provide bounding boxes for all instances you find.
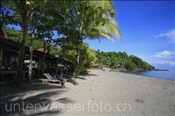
[95,50,155,72]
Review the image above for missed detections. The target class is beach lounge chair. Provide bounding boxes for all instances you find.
[43,73,65,85]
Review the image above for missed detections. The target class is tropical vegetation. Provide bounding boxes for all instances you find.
[1,0,124,87]
[95,50,155,71]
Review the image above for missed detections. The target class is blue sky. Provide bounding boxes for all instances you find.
[84,1,175,69]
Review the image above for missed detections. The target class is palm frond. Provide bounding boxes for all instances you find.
[104,24,121,39]
[100,32,114,41]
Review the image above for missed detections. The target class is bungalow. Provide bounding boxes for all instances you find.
[0,26,61,81]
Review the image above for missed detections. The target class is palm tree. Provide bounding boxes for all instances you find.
[72,1,121,77]
[54,1,121,77]
[2,0,76,87]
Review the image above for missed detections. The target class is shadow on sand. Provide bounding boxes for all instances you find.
[65,71,98,85]
[0,82,74,116]
[79,71,98,77]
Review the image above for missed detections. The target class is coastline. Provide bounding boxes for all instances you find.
[1,69,175,116]
[124,70,175,81]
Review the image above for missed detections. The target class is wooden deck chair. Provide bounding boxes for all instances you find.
[43,73,63,84]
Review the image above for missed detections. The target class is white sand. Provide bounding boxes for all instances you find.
[1,69,175,116]
[58,69,175,116]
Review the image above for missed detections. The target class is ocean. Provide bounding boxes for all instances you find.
[127,70,175,80]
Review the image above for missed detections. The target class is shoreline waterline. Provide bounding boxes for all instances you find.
[124,70,175,81]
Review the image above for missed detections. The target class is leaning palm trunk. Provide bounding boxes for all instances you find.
[14,15,28,88]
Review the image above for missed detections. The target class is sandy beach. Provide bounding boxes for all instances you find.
[1,69,175,116]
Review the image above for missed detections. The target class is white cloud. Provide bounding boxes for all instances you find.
[155,29,175,43]
[156,60,175,66]
[155,50,174,58]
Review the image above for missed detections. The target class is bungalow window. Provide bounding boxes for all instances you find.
[11,56,18,63]
[10,56,18,68]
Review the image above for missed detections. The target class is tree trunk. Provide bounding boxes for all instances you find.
[73,44,81,78]
[29,32,34,82]
[14,14,28,88]
[42,33,46,75]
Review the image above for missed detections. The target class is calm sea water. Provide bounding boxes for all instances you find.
[127,70,175,80]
